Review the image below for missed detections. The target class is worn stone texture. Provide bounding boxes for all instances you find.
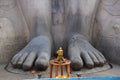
[0,0,120,72]
[93,0,120,65]
[18,0,52,38]
[0,0,29,63]
[0,64,119,80]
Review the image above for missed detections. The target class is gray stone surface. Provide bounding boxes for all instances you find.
[0,64,120,80]
[0,0,29,63]
[0,64,33,80]
[0,0,120,73]
[11,0,108,71]
[93,0,120,65]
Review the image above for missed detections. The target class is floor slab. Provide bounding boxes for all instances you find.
[0,63,120,80]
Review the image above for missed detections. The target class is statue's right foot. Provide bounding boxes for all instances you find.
[11,36,51,71]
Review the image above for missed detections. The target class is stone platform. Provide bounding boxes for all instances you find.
[0,63,120,80]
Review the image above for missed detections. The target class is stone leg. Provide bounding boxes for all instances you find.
[11,0,52,71]
[64,0,106,70]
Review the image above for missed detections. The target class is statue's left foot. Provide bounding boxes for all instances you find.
[68,34,106,71]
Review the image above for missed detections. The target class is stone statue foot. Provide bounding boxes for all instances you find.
[68,34,106,71]
[11,36,51,71]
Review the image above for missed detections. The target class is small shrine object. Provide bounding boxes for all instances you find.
[50,47,71,78]
[56,47,64,62]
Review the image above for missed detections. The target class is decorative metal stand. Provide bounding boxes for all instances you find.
[50,59,71,78]
[49,47,71,78]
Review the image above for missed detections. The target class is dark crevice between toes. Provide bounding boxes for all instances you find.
[12,63,21,69]
[31,56,38,70]
[16,64,22,69]
[12,64,18,69]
